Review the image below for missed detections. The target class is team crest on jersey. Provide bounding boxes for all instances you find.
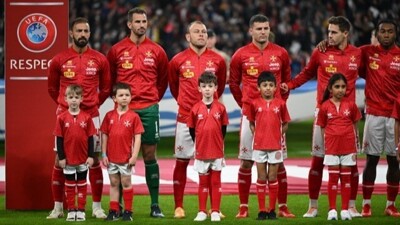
[246,66,258,76]
[17,13,57,53]
[65,122,70,128]
[325,64,337,73]
[80,121,87,128]
[86,60,97,75]
[197,114,204,120]
[214,112,221,119]
[348,55,358,70]
[273,107,280,114]
[144,51,155,66]
[269,55,280,71]
[343,109,350,116]
[124,120,131,127]
[390,56,400,70]
[327,113,333,119]
[257,107,262,112]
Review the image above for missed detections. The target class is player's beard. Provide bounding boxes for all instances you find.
[73,37,88,48]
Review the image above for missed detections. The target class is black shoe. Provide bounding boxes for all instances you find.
[268,210,277,220]
[256,211,268,220]
[105,210,119,221]
[150,204,165,218]
[122,210,133,221]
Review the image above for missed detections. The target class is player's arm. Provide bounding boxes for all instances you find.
[395,120,400,162]
[98,58,112,106]
[249,121,255,135]
[216,57,227,98]
[228,52,243,107]
[101,133,109,167]
[106,48,118,95]
[86,136,94,167]
[56,136,66,168]
[285,49,320,91]
[282,122,289,134]
[167,59,179,100]
[48,56,61,104]
[156,49,169,101]
[129,133,142,167]
[280,49,292,101]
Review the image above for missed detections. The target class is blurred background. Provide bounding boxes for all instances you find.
[1,0,399,79]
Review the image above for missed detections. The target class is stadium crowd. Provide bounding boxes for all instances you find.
[0,0,399,78]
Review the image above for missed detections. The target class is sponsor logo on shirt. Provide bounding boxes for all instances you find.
[325,64,337,73]
[369,61,379,70]
[63,69,75,78]
[246,66,258,76]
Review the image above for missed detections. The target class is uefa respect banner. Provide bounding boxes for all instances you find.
[5,0,68,209]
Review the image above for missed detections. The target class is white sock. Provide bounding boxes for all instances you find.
[349,200,355,208]
[386,201,394,208]
[55,201,63,210]
[309,199,318,209]
[363,199,371,206]
[92,202,102,209]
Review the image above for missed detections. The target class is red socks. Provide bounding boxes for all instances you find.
[350,165,359,201]
[198,173,209,212]
[340,167,351,210]
[123,188,134,212]
[328,167,340,210]
[110,201,119,212]
[173,159,189,208]
[308,156,324,200]
[52,166,65,203]
[362,180,374,200]
[268,180,278,211]
[238,167,252,205]
[77,179,87,211]
[65,180,76,210]
[387,181,399,202]
[210,170,221,212]
[277,165,287,205]
[89,164,103,202]
[256,179,267,211]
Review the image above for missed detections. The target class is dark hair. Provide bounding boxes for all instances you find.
[70,17,89,30]
[376,19,398,37]
[322,73,347,102]
[112,82,131,96]
[328,16,351,33]
[249,14,269,27]
[198,71,218,86]
[207,29,216,37]
[257,71,276,86]
[65,84,83,96]
[128,7,147,22]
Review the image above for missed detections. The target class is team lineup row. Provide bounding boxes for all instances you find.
[45,7,400,222]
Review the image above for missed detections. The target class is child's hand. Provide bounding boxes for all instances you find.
[86,157,94,167]
[102,156,109,167]
[128,156,136,168]
[59,159,66,168]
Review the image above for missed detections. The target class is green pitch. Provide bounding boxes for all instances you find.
[0,195,395,224]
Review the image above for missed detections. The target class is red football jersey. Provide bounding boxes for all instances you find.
[168,48,227,123]
[392,97,400,120]
[317,99,361,155]
[54,110,96,165]
[48,47,111,117]
[229,42,291,116]
[360,44,400,117]
[288,45,362,106]
[107,37,169,110]
[187,101,229,160]
[100,110,144,164]
[248,97,291,150]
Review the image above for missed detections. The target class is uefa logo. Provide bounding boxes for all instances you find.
[17,13,57,53]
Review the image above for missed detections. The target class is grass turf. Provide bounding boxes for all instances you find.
[0,195,395,224]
